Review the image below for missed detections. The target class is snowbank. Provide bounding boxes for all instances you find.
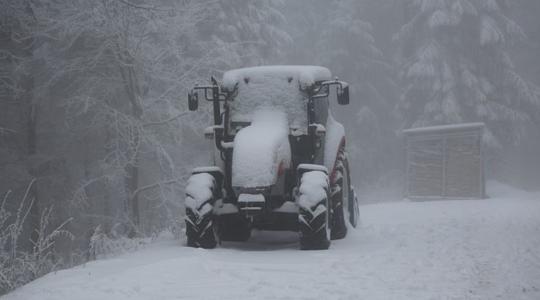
[222,65,331,91]
[4,182,540,300]
[184,173,214,211]
[298,171,329,209]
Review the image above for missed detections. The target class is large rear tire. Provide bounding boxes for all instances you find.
[349,187,360,228]
[297,170,331,250]
[331,150,349,240]
[185,173,218,249]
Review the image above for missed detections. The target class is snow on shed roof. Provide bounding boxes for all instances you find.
[402,123,485,135]
[222,65,332,90]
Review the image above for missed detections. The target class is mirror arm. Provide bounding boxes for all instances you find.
[191,86,235,102]
[319,80,347,90]
[214,126,225,151]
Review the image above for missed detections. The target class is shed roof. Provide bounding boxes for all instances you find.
[403,123,485,135]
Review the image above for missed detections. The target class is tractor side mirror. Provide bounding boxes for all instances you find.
[188,91,198,111]
[337,85,349,105]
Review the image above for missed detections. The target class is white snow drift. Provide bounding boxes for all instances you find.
[184,172,215,211]
[3,182,540,300]
[224,66,332,131]
[297,170,329,210]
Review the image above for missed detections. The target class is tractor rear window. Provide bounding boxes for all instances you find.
[229,75,309,132]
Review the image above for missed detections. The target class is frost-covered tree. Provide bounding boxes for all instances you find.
[0,0,292,249]
[0,1,293,287]
[320,0,400,184]
[0,0,42,250]
[284,0,399,185]
[396,0,540,147]
[26,0,241,237]
[25,0,291,237]
[200,0,291,66]
[317,0,395,104]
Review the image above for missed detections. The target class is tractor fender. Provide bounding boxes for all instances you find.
[324,114,346,183]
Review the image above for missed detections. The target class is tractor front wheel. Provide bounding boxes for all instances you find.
[185,173,218,249]
[297,170,331,250]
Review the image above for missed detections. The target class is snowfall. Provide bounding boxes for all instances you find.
[3,182,540,300]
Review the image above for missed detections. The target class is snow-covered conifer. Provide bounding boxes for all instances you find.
[396,0,539,146]
[201,0,291,66]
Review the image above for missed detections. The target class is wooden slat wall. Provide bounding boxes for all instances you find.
[407,139,444,197]
[445,135,482,198]
[405,126,484,200]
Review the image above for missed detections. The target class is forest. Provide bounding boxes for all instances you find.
[1,0,539,295]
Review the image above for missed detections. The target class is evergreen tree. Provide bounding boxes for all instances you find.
[396,0,540,147]
[284,0,399,184]
[200,0,291,67]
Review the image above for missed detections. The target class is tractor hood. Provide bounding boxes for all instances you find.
[231,109,291,188]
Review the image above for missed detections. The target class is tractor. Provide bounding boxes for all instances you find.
[184,66,359,250]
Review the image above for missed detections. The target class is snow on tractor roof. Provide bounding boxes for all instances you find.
[224,66,331,131]
[222,65,332,90]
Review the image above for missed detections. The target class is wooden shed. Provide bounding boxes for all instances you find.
[403,123,486,200]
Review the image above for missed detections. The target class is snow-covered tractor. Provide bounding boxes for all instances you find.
[184,66,359,250]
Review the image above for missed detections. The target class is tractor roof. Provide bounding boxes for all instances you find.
[222,65,332,91]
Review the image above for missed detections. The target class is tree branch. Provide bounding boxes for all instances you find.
[131,179,179,200]
[143,112,189,127]
[0,127,17,135]
[116,0,165,11]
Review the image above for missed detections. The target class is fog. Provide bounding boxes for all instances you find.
[1,0,539,294]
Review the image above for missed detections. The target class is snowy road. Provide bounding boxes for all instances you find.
[3,183,540,300]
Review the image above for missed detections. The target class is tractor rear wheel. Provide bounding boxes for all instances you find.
[330,150,350,240]
[297,170,331,250]
[349,187,360,228]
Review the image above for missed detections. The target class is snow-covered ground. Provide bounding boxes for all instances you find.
[3,182,540,300]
